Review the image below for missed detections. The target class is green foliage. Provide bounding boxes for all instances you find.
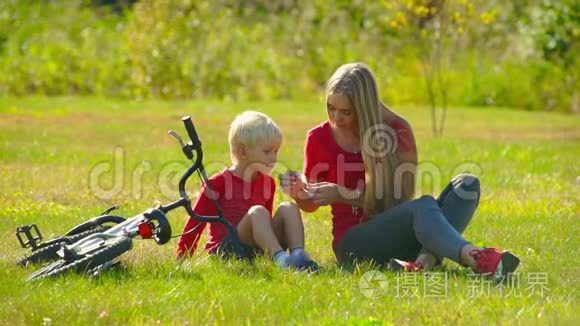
[0,0,577,111]
[0,0,129,96]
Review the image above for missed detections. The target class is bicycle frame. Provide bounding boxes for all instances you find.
[61,211,156,257]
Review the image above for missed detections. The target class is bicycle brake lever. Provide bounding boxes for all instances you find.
[169,130,195,160]
[168,130,186,147]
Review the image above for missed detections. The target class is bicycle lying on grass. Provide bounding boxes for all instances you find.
[15,116,245,280]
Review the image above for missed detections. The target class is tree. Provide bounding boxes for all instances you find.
[381,0,498,136]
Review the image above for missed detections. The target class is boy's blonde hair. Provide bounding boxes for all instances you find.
[228,111,282,164]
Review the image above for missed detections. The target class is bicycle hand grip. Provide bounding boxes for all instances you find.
[182,116,200,145]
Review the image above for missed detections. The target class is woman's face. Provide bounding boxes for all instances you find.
[327,93,357,132]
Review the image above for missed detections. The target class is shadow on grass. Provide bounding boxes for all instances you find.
[336,257,474,280]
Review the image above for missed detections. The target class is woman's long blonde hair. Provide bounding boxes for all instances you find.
[326,63,399,217]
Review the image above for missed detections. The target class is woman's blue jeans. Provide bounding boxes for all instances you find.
[335,174,481,266]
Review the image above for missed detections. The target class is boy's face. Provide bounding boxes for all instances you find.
[242,137,282,175]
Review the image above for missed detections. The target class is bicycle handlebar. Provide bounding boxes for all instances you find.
[161,116,242,257]
[182,116,200,148]
[171,117,225,223]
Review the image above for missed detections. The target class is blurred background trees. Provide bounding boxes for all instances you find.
[0,0,577,113]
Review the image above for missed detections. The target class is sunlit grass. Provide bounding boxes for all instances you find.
[0,97,578,324]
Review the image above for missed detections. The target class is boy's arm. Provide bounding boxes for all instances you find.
[175,218,206,258]
[175,177,222,258]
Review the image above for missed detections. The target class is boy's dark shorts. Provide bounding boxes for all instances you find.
[216,233,262,260]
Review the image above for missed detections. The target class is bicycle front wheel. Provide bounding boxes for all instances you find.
[18,225,113,267]
[27,236,133,281]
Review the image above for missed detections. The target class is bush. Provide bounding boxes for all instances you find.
[0,0,576,112]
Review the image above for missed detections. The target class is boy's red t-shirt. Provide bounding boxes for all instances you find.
[303,120,416,248]
[176,168,275,257]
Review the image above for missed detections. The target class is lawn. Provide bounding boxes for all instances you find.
[0,97,578,324]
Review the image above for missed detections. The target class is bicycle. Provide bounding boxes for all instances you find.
[15,116,246,280]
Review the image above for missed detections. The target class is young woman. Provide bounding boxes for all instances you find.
[280,63,519,282]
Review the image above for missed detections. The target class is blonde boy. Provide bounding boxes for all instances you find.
[176,111,317,270]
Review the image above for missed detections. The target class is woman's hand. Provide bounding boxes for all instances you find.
[308,182,342,206]
[279,170,312,200]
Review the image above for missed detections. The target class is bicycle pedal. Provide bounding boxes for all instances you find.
[16,224,44,250]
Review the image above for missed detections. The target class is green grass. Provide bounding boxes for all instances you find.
[0,97,578,325]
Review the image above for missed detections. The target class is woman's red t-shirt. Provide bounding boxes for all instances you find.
[303,119,416,248]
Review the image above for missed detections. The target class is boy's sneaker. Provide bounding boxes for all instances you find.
[273,250,291,268]
[389,258,424,272]
[470,247,520,284]
[287,250,321,273]
[294,259,321,273]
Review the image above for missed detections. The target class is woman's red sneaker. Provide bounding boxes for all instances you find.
[389,258,424,272]
[470,247,520,284]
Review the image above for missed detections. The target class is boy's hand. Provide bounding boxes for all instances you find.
[279,170,312,200]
